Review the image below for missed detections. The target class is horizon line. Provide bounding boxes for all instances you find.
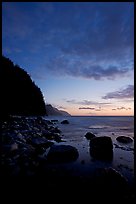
[70,115,134,117]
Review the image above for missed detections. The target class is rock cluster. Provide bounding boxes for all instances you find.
[1,116,76,176]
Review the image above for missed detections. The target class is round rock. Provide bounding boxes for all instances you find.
[116,136,133,143]
[85,132,96,140]
[47,144,79,163]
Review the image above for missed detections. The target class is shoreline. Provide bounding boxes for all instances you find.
[1,115,134,201]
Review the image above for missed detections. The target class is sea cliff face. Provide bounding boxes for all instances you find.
[46,104,71,116]
[1,56,46,118]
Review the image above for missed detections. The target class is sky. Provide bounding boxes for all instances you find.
[2,2,134,116]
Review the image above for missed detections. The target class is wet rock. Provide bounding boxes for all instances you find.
[116,136,133,143]
[54,127,61,133]
[43,133,55,140]
[94,167,129,196]
[31,138,53,149]
[53,133,62,142]
[84,132,96,140]
[2,143,18,154]
[47,144,79,163]
[51,120,59,123]
[42,130,62,142]
[10,143,18,151]
[44,120,54,125]
[90,136,113,161]
[16,133,26,142]
[2,116,63,176]
[61,120,69,124]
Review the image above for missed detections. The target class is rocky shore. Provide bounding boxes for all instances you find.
[1,116,134,201]
[1,116,73,176]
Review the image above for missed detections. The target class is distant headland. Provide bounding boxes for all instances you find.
[46,104,71,116]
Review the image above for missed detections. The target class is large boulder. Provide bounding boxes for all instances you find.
[116,136,133,143]
[31,138,53,149]
[94,167,129,196]
[90,136,113,161]
[47,145,79,163]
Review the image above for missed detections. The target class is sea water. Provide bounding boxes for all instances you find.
[44,116,134,185]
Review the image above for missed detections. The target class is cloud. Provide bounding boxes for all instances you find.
[2,2,134,81]
[66,99,111,106]
[102,85,134,99]
[79,107,95,110]
[46,56,131,80]
[79,107,102,111]
[112,107,131,111]
[66,99,77,104]
[43,2,133,80]
[117,107,126,110]
[56,105,66,110]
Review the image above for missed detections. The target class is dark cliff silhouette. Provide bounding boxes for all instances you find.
[1,56,46,118]
[46,104,71,116]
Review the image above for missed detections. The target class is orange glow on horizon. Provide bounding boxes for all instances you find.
[65,106,134,116]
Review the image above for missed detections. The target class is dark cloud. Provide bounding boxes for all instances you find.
[79,107,95,110]
[47,58,131,80]
[79,107,102,111]
[66,99,111,106]
[117,107,126,110]
[117,107,131,110]
[66,99,77,104]
[112,107,131,111]
[44,2,133,80]
[102,85,134,99]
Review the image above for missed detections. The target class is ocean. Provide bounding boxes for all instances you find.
[44,116,134,185]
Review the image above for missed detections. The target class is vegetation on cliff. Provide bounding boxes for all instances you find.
[1,56,46,118]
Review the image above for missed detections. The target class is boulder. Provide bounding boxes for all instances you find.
[116,136,133,143]
[31,138,53,149]
[51,120,59,123]
[84,132,96,140]
[61,120,69,124]
[90,136,113,161]
[47,145,79,162]
[94,167,128,196]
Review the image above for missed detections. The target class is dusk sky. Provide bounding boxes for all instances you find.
[2,2,134,116]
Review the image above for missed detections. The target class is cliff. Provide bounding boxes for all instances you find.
[1,56,46,118]
[46,104,71,116]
